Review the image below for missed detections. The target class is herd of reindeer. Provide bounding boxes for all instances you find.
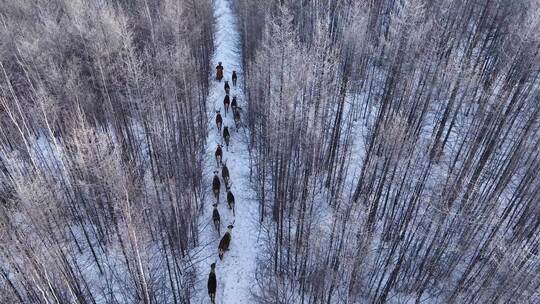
[207,62,241,304]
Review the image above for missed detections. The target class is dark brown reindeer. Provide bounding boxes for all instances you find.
[212,203,221,234]
[233,107,241,129]
[232,70,237,86]
[223,95,230,116]
[218,223,234,260]
[215,144,223,167]
[223,126,230,151]
[216,62,224,82]
[222,163,230,187]
[212,171,221,203]
[215,111,223,132]
[224,80,230,95]
[231,96,238,110]
[226,186,235,216]
[207,263,217,304]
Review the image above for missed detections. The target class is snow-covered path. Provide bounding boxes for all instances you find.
[192,0,261,303]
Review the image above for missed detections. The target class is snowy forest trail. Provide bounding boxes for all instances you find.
[192,0,261,303]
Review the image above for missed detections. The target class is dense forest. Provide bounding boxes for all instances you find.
[1,0,539,303]
[236,0,540,303]
[0,0,213,302]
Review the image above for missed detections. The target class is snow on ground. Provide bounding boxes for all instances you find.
[191,0,262,303]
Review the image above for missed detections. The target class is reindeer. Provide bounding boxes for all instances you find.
[212,171,221,203]
[215,111,223,132]
[232,71,238,86]
[223,126,230,151]
[233,107,242,129]
[223,95,230,116]
[218,224,234,260]
[224,81,230,95]
[216,62,224,82]
[212,204,220,234]
[226,186,235,216]
[222,163,230,188]
[215,144,223,167]
[207,263,217,304]
[231,96,238,110]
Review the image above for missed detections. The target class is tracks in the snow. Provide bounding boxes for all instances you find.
[193,0,261,303]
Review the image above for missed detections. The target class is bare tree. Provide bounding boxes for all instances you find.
[235,0,540,302]
[0,0,213,303]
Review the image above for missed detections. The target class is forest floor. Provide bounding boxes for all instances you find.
[191,0,262,303]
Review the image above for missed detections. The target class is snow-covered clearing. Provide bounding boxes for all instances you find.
[192,0,261,303]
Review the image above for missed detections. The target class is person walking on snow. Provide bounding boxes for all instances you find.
[216,62,224,81]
